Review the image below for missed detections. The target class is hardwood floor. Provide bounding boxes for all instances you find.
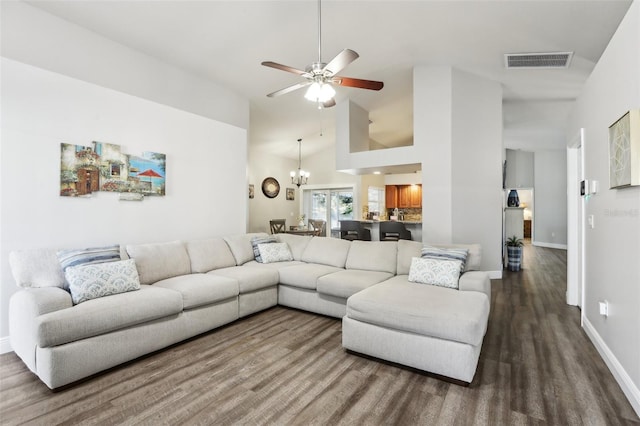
[1,243,638,425]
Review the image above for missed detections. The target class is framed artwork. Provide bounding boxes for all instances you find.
[609,110,640,188]
[286,188,295,201]
[249,184,254,199]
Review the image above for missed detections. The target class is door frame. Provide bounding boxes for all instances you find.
[566,128,585,320]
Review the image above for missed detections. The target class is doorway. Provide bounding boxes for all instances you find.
[303,187,355,237]
[567,129,585,314]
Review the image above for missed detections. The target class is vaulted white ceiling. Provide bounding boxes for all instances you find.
[28,0,632,160]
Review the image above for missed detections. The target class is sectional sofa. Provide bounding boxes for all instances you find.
[8,233,491,389]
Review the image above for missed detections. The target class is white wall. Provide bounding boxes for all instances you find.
[533,150,568,247]
[505,149,534,188]
[0,59,248,344]
[567,1,640,415]
[0,2,248,130]
[416,66,503,274]
[247,148,300,233]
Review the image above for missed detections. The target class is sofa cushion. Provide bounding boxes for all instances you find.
[243,260,305,271]
[35,285,183,348]
[317,270,394,299]
[408,257,462,289]
[397,240,422,275]
[300,237,351,268]
[274,234,313,260]
[66,259,141,304]
[126,241,191,285]
[224,233,269,266]
[345,241,397,274]
[154,273,238,309]
[185,238,237,273]
[9,249,65,289]
[346,278,490,346]
[278,263,343,290]
[208,266,278,293]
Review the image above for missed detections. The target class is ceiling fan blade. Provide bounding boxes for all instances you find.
[323,49,359,76]
[333,76,384,91]
[261,61,308,76]
[322,98,336,108]
[266,82,311,98]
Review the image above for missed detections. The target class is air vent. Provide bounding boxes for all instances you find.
[504,52,573,69]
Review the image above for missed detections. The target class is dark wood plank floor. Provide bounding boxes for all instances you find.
[1,243,638,425]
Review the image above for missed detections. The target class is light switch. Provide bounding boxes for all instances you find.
[588,215,595,229]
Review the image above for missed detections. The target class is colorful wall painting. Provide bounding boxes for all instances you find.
[60,141,166,197]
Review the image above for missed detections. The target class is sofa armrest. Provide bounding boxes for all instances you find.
[458,271,491,302]
[9,288,72,372]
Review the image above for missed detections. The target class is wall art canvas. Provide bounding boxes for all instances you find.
[609,110,640,188]
[60,143,100,197]
[60,142,166,197]
[128,151,166,196]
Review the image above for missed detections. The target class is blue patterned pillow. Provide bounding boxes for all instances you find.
[57,245,121,270]
[57,245,121,290]
[65,259,140,304]
[251,236,277,263]
[421,246,468,272]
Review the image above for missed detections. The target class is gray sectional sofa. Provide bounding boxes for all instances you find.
[8,233,491,389]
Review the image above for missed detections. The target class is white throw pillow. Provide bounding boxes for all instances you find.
[408,257,462,289]
[257,242,293,264]
[65,258,141,304]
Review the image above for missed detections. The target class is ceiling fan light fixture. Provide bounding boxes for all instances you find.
[304,82,335,103]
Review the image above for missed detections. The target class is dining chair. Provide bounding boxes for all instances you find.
[269,219,286,234]
[308,219,326,237]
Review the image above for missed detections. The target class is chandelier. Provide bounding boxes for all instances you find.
[290,138,310,187]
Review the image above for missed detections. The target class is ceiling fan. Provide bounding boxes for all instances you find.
[261,0,384,108]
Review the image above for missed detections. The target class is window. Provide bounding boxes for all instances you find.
[304,187,355,236]
[368,186,385,217]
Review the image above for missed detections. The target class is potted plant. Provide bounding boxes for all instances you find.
[506,235,524,271]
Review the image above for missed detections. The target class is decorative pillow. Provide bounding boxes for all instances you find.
[251,236,277,263]
[408,257,463,289]
[57,244,122,290]
[421,245,468,272]
[257,242,293,264]
[57,245,121,271]
[65,259,141,304]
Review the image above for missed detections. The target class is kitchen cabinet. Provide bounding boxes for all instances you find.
[385,185,398,209]
[397,185,422,208]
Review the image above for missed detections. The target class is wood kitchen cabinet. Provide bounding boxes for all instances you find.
[396,185,422,208]
[385,185,398,208]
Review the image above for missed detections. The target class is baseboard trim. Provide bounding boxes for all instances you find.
[0,336,12,354]
[583,317,640,418]
[532,241,568,250]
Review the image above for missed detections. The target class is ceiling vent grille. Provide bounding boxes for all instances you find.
[504,52,573,69]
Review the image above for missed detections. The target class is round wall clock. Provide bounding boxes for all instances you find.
[261,177,280,198]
